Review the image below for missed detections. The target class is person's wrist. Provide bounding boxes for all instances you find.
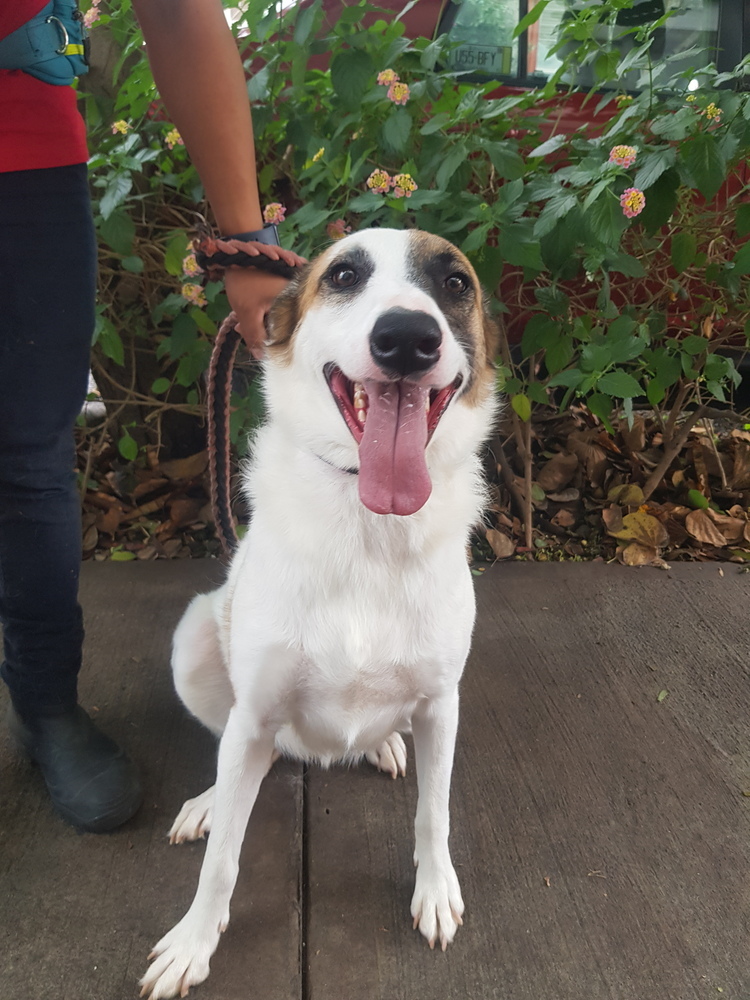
[220,223,280,246]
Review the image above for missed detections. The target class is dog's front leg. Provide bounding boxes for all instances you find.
[410,688,464,951]
[141,707,275,1000]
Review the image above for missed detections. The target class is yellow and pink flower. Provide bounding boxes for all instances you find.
[263,203,286,225]
[83,7,100,28]
[377,69,400,86]
[620,187,646,219]
[387,81,410,106]
[181,283,207,308]
[702,102,722,122]
[111,120,131,135]
[608,145,637,168]
[165,128,184,150]
[182,253,202,277]
[326,219,352,241]
[392,173,418,198]
[366,169,392,194]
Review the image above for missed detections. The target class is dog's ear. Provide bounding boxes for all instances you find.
[266,264,309,362]
[481,304,500,369]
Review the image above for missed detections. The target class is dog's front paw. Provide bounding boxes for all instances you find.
[365,732,407,778]
[140,913,225,1000]
[168,786,215,844]
[411,863,464,952]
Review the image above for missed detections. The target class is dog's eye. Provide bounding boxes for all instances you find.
[330,266,359,288]
[445,273,469,295]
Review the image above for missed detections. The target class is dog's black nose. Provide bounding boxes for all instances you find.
[369,308,442,378]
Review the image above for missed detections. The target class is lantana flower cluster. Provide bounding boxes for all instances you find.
[111,120,131,135]
[181,283,206,308]
[619,187,646,219]
[377,68,410,105]
[83,1,101,28]
[165,128,184,150]
[263,203,286,225]
[608,145,637,168]
[326,219,352,241]
[366,169,418,198]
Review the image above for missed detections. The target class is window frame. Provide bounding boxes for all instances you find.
[437,0,749,89]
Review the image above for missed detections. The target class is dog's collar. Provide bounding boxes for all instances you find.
[315,453,358,477]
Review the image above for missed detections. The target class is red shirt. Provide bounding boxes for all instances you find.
[0,0,88,172]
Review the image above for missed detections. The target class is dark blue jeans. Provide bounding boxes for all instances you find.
[0,164,95,717]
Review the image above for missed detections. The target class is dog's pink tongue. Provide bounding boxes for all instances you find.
[358,380,431,515]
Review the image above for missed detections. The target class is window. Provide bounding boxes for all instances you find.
[439,0,747,88]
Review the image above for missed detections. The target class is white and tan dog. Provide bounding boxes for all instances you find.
[141,228,498,999]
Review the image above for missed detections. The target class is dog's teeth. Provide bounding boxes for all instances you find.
[357,408,367,424]
[425,395,430,412]
[353,382,368,421]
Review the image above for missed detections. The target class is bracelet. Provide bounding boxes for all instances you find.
[219,223,280,246]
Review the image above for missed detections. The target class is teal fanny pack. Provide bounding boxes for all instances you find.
[0,0,89,86]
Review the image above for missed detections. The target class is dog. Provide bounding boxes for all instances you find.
[140,228,498,999]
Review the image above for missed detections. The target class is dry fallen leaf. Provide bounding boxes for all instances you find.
[486,528,516,560]
[685,509,729,548]
[158,450,209,481]
[537,451,579,492]
[609,511,670,549]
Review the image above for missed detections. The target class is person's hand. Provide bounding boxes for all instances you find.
[223,266,290,358]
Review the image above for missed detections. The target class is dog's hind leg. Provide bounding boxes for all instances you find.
[365,731,408,778]
[172,591,233,737]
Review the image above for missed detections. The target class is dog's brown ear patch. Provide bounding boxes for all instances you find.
[266,265,309,363]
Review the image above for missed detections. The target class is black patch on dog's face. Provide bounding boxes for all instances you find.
[318,246,375,303]
[406,242,479,379]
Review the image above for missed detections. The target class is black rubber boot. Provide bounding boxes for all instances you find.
[8,704,142,833]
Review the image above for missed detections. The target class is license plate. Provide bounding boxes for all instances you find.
[451,44,512,75]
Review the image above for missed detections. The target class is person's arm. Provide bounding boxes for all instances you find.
[132,0,289,353]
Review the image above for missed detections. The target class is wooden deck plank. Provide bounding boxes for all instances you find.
[304,563,750,1000]
[0,561,303,1000]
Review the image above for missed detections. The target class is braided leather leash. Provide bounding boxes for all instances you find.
[196,236,306,557]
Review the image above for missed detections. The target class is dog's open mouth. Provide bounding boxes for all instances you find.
[324,364,462,516]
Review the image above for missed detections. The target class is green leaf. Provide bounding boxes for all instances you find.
[110,549,137,562]
[586,393,614,429]
[293,0,320,45]
[94,315,124,366]
[687,489,710,509]
[99,173,132,220]
[527,133,568,159]
[483,142,526,181]
[737,203,750,238]
[151,377,170,395]
[435,145,467,189]
[118,432,138,461]
[330,50,375,110]
[681,334,708,355]
[587,195,628,245]
[632,147,677,191]
[657,689,669,703]
[545,335,573,375]
[682,133,726,202]
[512,0,550,39]
[547,368,585,389]
[511,394,532,422]
[164,232,190,276]
[381,108,412,154]
[420,113,450,136]
[671,232,697,274]
[521,315,561,357]
[638,168,679,234]
[122,255,144,273]
[596,371,642,398]
[732,241,750,276]
[99,210,135,256]
[607,253,645,278]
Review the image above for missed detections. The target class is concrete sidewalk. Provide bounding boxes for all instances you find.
[1,560,748,1000]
